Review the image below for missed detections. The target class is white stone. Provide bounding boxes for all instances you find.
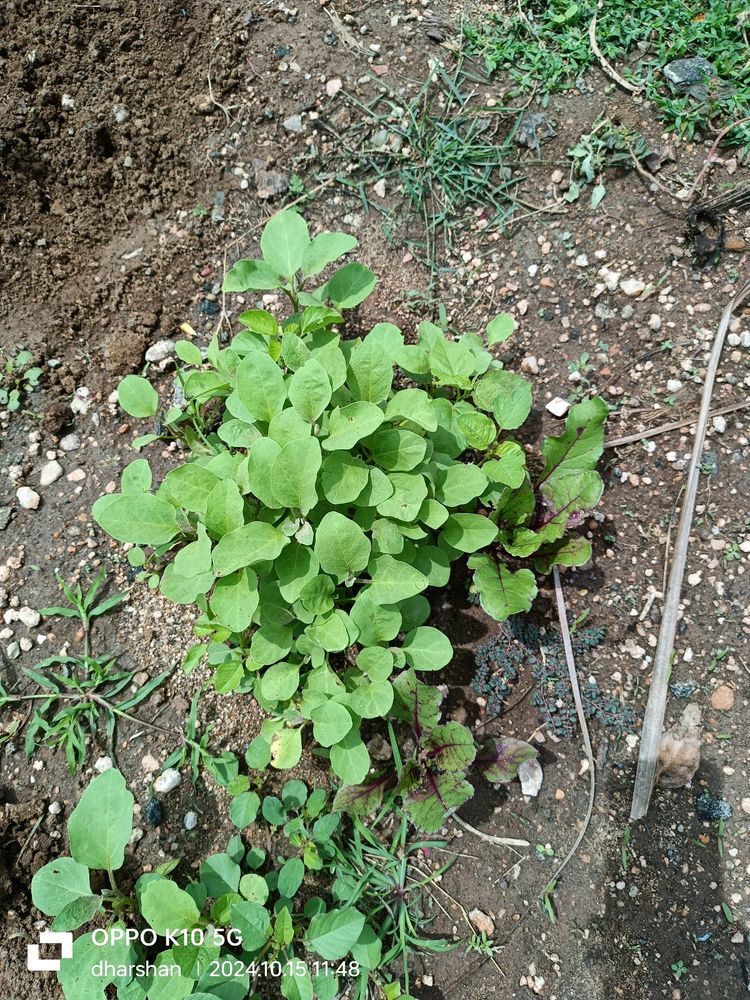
[621,278,646,297]
[17,606,40,628]
[687,571,702,586]
[154,768,182,794]
[546,396,571,418]
[48,801,62,815]
[712,415,726,433]
[59,433,81,452]
[67,469,86,483]
[94,755,113,773]
[141,753,160,774]
[372,178,386,198]
[648,314,661,331]
[469,908,495,937]
[145,339,175,363]
[70,387,91,415]
[518,757,543,797]
[184,811,198,830]
[40,460,64,486]
[521,356,539,375]
[666,379,683,392]
[326,77,342,97]
[575,253,588,267]
[16,487,40,510]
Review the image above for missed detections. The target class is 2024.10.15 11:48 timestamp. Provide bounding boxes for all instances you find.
[207,958,361,979]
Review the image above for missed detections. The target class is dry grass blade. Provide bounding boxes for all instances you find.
[589,1,641,95]
[605,399,750,448]
[630,275,750,821]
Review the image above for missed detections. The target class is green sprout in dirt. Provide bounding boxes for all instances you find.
[40,566,125,657]
[465,930,496,958]
[565,117,653,208]
[671,959,688,981]
[0,347,42,413]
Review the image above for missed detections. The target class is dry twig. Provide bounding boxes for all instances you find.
[588,2,641,95]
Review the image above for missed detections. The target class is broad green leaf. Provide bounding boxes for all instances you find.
[310,700,353,747]
[486,313,516,345]
[306,609,355,652]
[246,437,283,508]
[435,464,488,507]
[375,472,427,522]
[260,661,300,702]
[58,932,137,1000]
[429,337,475,389]
[231,900,272,951]
[288,359,332,423]
[385,388,437,431]
[349,681,393,719]
[121,458,152,494]
[323,401,384,450]
[278,857,305,898]
[367,321,404,352]
[441,513,498,553]
[366,555,428,603]
[282,962,313,1000]
[299,574,335,615]
[92,493,180,546]
[68,769,133,872]
[118,374,158,418]
[172,525,212,583]
[51,894,102,932]
[302,231,358,278]
[350,592,401,645]
[213,522,288,576]
[347,339,393,403]
[326,261,377,308]
[252,622,293,665]
[160,563,214,604]
[276,544,320,603]
[268,407,313,446]
[141,880,200,935]
[321,453,369,504]
[314,512,371,579]
[238,308,279,337]
[455,407,497,450]
[209,568,259,632]
[236,351,286,422]
[397,593,431,631]
[431,397,467,457]
[402,626,453,671]
[392,669,441,732]
[483,442,526,490]
[31,857,92,917]
[240,873,269,903]
[404,772,474,832]
[357,467,394,506]
[271,437,322,514]
[200,853,241,896]
[224,258,282,292]
[271,726,303,769]
[468,553,537,620]
[260,210,310,278]
[533,536,592,573]
[540,397,608,481]
[162,464,220,513]
[418,498,449,529]
[367,429,426,471]
[490,371,532,431]
[423,722,476,770]
[411,545,451,587]
[230,791,261,828]
[204,479,245,538]
[306,908,366,960]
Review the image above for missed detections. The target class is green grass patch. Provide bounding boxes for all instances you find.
[463,0,750,146]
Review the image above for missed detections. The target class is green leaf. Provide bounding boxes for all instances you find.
[200,853,241,896]
[429,337,476,389]
[349,681,393,719]
[455,407,496,450]
[118,374,158,418]
[329,730,370,785]
[591,183,606,209]
[468,554,537,620]
[210,568,259,632]
[350,592,401,645]
[289,359,332,422]
[302,231,358,278]
[246,437,283,508]
[332,776,388,816]
[121,458,152,494]
[486,313,516,345]
[271,726,303,768]
[311,700,353,746]
[367,429,426,472]
[326,262,377,308]
[283,962,313,1000]
[540,397,608,481]
[141,879,200,935]
[314,512,371,579]
[162,464,220,513]
[231,900,272,951]
[278,857,305,898]
[92,493,180,547]
[230,791,261,828]
[31,857,93,917]
[276,544,320,603]
[204,479,245,538]
[533,536,592,573]
[392,669,441,731]
[236,351,286,422]
[483,442,527,490]
[375,472,428,523]
[402,627,453,671]
[261,210,310,278]
[321,453,369,504]
[68,769,133,872]
[323,401,384,450]
[385,387,437,431]
[490,371,532,431]
[260,661,300,702]
[404,772,474,832]
[212,522,288,576]
[424,722,476,770]
[271,437,322,514]
[306,908,367,960]
[51,894,103,932]
[175,339,204,365]
[476,737,538,783]
[411,545,451,587]
[366,555,428,603]
[347,339,393,403]
[240,873,269,903]
[58,932,137,1000]
[436,464,488,507]
[224,258,282,292]
[441,513,498,553]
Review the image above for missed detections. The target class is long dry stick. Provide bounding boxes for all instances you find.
[630,276,750,820]
[542,567,596,897]
[589,1,641,94]
[605,399,750,448]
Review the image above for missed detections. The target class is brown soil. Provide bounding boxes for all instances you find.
[1,2,749,1000]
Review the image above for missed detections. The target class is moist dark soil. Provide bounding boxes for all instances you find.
[1,2,750,1000]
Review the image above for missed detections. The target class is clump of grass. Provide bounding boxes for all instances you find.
[463,0,750,147]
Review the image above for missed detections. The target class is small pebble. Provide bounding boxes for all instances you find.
[154,768,182,794]
[710,685,734,711]
[546,396,571,418]
[40,461,64,486]
[94,755,113,773]
[16,487,40,510]
[184,810,198,830]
